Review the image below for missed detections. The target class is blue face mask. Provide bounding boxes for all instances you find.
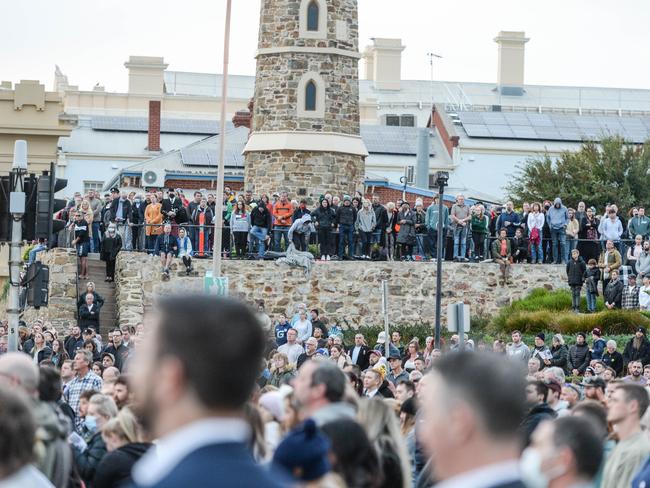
[84,415,98,433]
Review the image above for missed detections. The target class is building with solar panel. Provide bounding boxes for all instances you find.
[49,29,650,203]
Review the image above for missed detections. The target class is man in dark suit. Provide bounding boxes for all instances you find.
[347,333,370,371]
[78,293,100,333]
[418,352,528,488]
[129,295,283,488]
[161,189,187,226]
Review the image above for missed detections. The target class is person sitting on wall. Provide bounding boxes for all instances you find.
[491,227,513,285]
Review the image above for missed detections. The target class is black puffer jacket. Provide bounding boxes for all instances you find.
[549,344,569,373]
[312,205,337,229]
[604,279,623,307]
[566,258,586,286]
[336,204,357,226]
[568,343,591,373]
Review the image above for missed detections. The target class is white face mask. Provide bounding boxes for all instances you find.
[520,447,565,488]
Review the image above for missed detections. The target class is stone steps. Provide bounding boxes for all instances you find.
[78,256,117,334]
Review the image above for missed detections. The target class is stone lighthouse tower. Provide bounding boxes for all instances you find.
[244,0,367,201]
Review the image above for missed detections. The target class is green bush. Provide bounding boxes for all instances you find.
[489,288,650,337]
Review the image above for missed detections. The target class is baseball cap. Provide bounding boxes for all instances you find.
[545,380,562,395]
[638,326,647,335]
[369,349,382,357]
[101,352,115,363]
[376,331,386,344]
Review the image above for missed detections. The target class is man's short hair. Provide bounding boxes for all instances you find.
[114,375,130,390]
[571,400,608,439]
[617,384,649,419]
[0,387,35,477]
[528,380,548,403]
[156,296,266,410]
[397,379,415,394]
[89,394,118,418]
[432,352,527,440]
[551,416,603,481]
[310,309,319,316]
[310,361,346,403]
[80,389,100,402]
[512,330,521,336]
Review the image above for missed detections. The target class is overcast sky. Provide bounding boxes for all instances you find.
[2,0,648,92]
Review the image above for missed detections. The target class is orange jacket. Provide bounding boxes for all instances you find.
[273,201,293,227]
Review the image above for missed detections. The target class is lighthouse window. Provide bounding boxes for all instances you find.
[307,1,319,31]
[305,81,317,111]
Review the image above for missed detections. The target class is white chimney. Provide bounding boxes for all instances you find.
[363,38,405,91]
[124,56,168,95]
[494,31,529,96]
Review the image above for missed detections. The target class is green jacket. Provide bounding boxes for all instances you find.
[425,204,449,231]
[491,237,512,259]
[629,215,650,238]
[471,214,489,234]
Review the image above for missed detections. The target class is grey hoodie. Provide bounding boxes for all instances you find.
[356,207,377,232]
[637,250,650,277]
[546,197,569,230]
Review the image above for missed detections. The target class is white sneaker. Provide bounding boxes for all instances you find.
[326,255,331,261]
[321,255,326,261]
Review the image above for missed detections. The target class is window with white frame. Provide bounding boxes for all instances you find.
[83,181,104,194]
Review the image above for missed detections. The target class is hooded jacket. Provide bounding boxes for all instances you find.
[356,207,377,232]
[546,198,569,230]
[93,442,152,488]
[637,250,650,277]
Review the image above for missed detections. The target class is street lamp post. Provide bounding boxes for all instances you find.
[434,171,449,350]
[210,0,233,286]
[7,140,28,352]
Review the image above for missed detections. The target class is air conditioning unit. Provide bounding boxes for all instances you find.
[405,165,415,185]
[141,169,166,188]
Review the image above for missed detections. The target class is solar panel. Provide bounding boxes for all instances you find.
[458,110,650,143]
[462,124,491,137]
[360,126,434,155]
[91,115,227,135]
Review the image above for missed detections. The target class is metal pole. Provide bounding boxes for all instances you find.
[457,302,465,352]
[434,188,445,349]
[7,217,22,352]
[212,0,233,277]
[382,280,390,358]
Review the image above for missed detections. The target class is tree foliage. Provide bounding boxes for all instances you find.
[506,137,650,213]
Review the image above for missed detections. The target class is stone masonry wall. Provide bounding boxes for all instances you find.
[19,248,78,332]
[252,52,360,134]
[245,150,364,203]
[115,253,569,328]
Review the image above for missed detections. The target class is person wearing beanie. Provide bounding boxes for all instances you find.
[530,333,551,370]
[623,326,650,369]
[569,332,592,376]
[272,419,332,483]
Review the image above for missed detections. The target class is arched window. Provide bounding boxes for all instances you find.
[305,80,317,111]
[307,1,319,31]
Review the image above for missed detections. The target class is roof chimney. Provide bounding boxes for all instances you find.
[363,38,405,90]
[494,31,529,96]
[124,56,168,95]
[147,100,161,152]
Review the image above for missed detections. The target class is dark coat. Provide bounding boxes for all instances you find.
[568,343,591,374]
[566,258,587,286]
[32,346,53,364]
[100,234,122,262]
[75,431,107,486]
[585,267,601,295]
[191,206,214,226]
[623,336,650,366]
[336,204,357,226]
[373,203,388,231]
[396,209,416,245]
[249,205,272,230]
[161,197,187,223]
[109,198,132,223]
[604,279,624,307]
[311,205,337,229]
[549,344,569,373]
[64,335,84,359]
[79,304,100,329]
[127,442,285,488]
[347,344,371,371]
[77,291,105,310]
[93,442,151,488]
[104,344,130,371]
[377,379,395,398]
[602,350,624,376]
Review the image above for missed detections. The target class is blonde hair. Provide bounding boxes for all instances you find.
[386,202,395,211]
[101,407,142,444]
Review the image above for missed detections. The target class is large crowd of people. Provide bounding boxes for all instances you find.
[46,187,650,284]
[1,294,650,487]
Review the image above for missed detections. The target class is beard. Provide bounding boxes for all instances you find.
[133,379,158,437]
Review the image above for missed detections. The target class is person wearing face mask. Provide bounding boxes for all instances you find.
[73,393,118,487]
[130,194,144,251]
[521,416,603,488]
